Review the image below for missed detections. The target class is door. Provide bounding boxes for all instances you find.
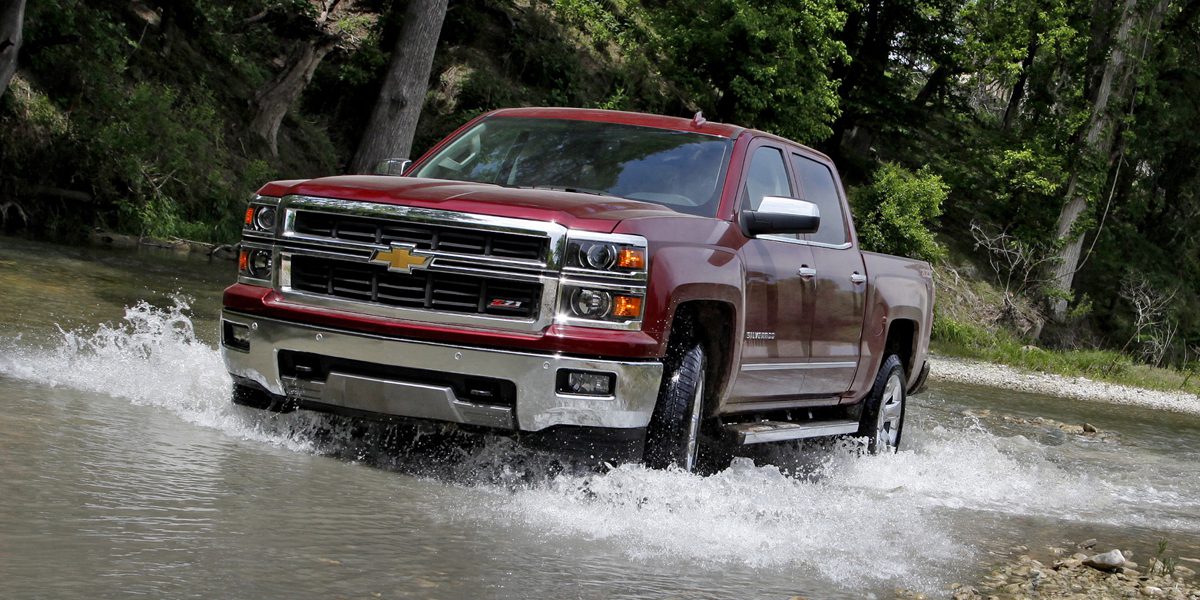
[730,143,817,403]
[792,152,865,395]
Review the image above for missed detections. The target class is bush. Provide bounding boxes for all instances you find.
[850,163,947,262]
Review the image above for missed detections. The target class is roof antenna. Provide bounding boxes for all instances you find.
[692,111,706,126]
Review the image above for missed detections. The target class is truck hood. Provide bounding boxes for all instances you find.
[259,176,678,233]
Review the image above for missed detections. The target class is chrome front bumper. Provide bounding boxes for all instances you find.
[220,311,663,432]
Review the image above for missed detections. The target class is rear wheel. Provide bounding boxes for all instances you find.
[857,354,907,454]
[644,343,707,472]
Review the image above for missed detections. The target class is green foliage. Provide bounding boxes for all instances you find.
[851,163,947,262]
[3,0,1200,380]
[649,0,846,142]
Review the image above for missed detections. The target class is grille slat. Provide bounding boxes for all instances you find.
[290,256,540,319]
[293,211,547,261]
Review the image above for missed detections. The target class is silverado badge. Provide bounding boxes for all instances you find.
[369,243,432,274]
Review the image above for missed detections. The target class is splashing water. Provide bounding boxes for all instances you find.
[2,299,1198,594]
[0,297,331,452]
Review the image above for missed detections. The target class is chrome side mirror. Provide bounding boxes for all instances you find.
[373,158,412,176]
[742,196,821,236]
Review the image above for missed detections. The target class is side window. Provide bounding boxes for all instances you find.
[792,154,848,246]
[741,146,793,212]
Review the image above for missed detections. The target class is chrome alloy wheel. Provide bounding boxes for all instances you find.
[874,371,904,451]
[683,375,704,472]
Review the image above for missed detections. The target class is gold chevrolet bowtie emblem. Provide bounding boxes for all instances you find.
[369,244,432,274]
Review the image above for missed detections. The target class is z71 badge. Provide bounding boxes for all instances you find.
[489,298,525,309]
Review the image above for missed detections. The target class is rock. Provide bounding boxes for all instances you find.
[1126,561,1140,569]
[1055,559,1082,570]
[1074,553,1092,561]
[1142,586,1165,597]
[1083,422,1099,433]
[1081,539,1099,549]
[1059,424,1086,434]
[1085,549,1127,571]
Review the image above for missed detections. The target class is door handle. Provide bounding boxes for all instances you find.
[798,266,817,279]
[850,272,866,284]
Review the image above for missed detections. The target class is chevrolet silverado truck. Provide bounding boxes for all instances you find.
[221,107,933,472]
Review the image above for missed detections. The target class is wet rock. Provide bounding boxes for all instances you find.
[1080,539,1099,549]
[1085,549,1127,571]
[1083,422,1099,433]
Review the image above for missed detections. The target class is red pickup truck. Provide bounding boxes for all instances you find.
[221,107,933,472]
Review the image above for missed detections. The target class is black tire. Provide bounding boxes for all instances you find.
[644,342,708,471]
[856,354,907,454]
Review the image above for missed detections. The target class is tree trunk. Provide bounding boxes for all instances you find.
[1045,0,1170,321]
[350,0,448,174]
[1003,30,1039,130]
[249,39,335,156]
[0,0,27,99]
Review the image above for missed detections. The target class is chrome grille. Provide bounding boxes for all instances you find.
[293,211,547,261]
[289,255,541,319]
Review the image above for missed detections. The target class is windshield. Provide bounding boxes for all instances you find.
[412,117,733,217]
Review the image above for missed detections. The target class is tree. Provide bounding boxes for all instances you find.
[0,0,26,99]
[249,0,369,156]
[349,0,447,174]
[649,0,846,144]
[825,0,961,176]
[1044,0,1171,321]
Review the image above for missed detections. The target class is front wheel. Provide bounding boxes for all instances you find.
[857,354,907,454]
[644,343,707,472]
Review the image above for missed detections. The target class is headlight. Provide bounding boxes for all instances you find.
[571,288,612,318]
[559,283,644,326]
[566,235,648,275]
[239,247,273,281]
[243,195,281,234]
[253,206,277,231]
[557,233,648,330]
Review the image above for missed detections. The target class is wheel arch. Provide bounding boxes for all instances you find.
[883,318,920,380]
[663,300,738,416]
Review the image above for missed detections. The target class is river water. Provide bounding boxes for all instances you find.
[1,236,1199,599]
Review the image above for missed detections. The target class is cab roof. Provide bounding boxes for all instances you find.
[485,107,745,139]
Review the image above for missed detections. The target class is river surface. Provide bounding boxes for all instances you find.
[2,236,1199,599]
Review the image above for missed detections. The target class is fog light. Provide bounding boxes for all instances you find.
[570,289,611,318]
[557,369,615,396]
[223,322,251,351]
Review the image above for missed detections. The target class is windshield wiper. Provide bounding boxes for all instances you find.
[514,185,613,197]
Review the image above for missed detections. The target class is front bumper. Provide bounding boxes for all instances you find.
[221,311,664,432]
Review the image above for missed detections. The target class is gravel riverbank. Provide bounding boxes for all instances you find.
[928,356,1200,415]
[894,540,1200,600]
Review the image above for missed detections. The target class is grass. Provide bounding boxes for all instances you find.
[932,314,1200,397]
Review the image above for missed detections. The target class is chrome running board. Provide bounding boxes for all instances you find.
[726,419,860,445]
